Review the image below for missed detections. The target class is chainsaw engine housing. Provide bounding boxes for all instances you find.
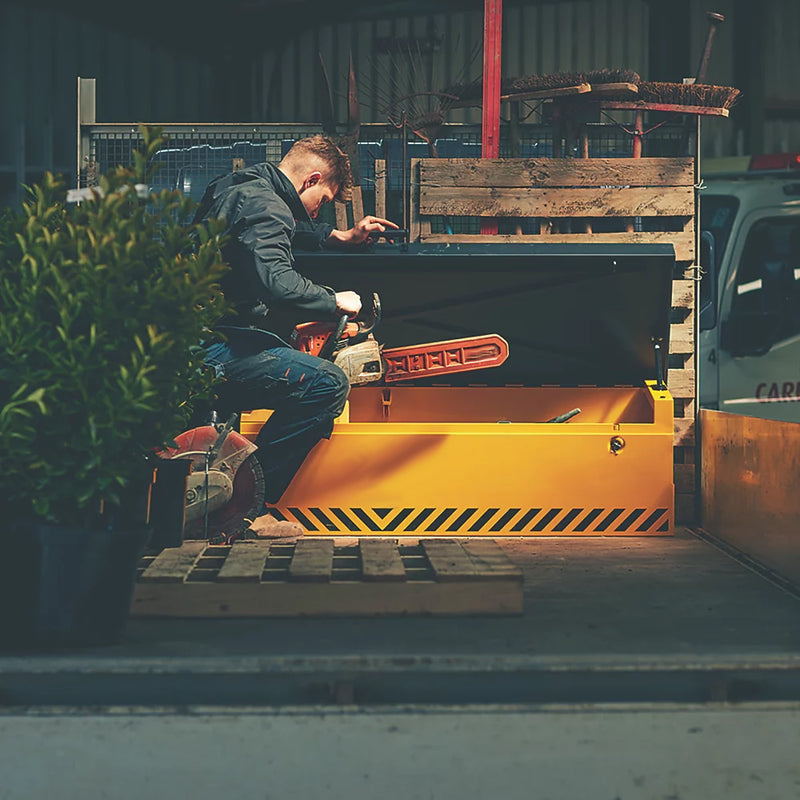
[333,337,384,385]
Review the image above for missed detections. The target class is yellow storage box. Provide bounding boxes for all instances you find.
[242,243,677,536]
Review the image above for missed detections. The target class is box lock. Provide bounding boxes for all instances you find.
[609,436,626,455]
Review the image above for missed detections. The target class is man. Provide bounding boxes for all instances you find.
[195,134,397,505]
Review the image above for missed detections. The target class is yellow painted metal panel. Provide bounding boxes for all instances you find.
[243,383,674,536]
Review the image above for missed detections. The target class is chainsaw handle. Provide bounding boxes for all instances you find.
[318,313,348,361]
[354,293,381,339]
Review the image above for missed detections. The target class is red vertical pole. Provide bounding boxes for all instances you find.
[480,0,502,235]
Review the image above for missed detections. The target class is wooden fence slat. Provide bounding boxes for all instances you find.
[360,539,407,582]
[289,539,334,583]
[216,541,271,583]
[420,231,695,262]
[419,157,695,187]
[420,540,478,582]
[420,186,694,218]
[139,540,206,583]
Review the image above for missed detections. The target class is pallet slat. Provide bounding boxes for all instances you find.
[420,539,478,581]
[216,541,271,582]
[419,158,694,187]
[289,539,334,582]
[360,539,407,582]
[420,186,694,218]
[139,540,206,583]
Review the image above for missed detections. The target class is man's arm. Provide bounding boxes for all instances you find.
[235,199,338,315]
[327,215,400,246]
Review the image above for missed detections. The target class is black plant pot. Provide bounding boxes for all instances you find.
[31,522,151,647]
[1,521,151,649]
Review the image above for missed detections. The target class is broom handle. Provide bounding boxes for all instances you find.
[695,11,725,84]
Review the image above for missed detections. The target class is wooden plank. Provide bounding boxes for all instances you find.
[674,463,696,494]
[139,540,206,583]
[334,201,348,230]
[289,539,334,583]
[461,540,523,580]
[216,541,271,583]
[599,100,729,117]
[419,157,694,188]
[360,539,407,582]
[669,320,694,354]
[671,279,694,308]
[668,368,695,399]
[419,186,694,218]
[132,579,524,617]
[374,159,386,219]
[351,186,364,222]
[420,231,695,262]
[420,539,478,582]
[673,417,696,447]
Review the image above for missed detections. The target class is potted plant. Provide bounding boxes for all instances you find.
[0,126,229,647]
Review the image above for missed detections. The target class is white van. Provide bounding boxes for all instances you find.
[699,154,800,421]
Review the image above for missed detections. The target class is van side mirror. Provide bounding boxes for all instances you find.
[698,230,717,331]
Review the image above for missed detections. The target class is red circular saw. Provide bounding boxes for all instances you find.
[159,415,265,542]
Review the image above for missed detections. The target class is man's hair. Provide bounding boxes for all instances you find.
[280,135,353,203]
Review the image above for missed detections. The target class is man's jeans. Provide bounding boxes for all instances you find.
[204,327,350,504]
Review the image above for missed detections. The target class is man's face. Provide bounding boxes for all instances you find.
[299,172,338,219]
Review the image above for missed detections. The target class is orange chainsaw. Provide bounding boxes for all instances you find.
[291,293,509,385]
[157,294,508,545]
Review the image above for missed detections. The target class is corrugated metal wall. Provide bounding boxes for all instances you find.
[255,0,650,126]
[0,2,216,207]
[3,0,800,210]
[763,0,800,153]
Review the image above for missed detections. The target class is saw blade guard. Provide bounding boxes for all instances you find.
[162,425,257,473]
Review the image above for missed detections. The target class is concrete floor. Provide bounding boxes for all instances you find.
[1,528,800,705]
[2,528,800,799]
[2,703,800,800]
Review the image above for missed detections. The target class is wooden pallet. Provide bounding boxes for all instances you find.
[373,156,697,525]
[132,538,524,617]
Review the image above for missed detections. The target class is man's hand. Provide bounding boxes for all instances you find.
[335,290,362,317]
[328,216,399,247]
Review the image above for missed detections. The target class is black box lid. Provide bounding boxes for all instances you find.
[292,242,676,388]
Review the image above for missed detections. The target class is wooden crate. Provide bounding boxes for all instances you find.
[132,538,524,617]
[375,156,697,524]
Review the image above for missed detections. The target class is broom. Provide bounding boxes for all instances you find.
[636,81,741,112]
[508,67,641,97]
[447,68,642,106]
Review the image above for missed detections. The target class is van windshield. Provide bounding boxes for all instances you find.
[700,195,739,266]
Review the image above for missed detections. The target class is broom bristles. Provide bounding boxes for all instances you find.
[509,68,641,94]
[638,82,741,109]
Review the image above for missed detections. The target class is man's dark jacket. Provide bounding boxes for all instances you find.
[194,162,338,329]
